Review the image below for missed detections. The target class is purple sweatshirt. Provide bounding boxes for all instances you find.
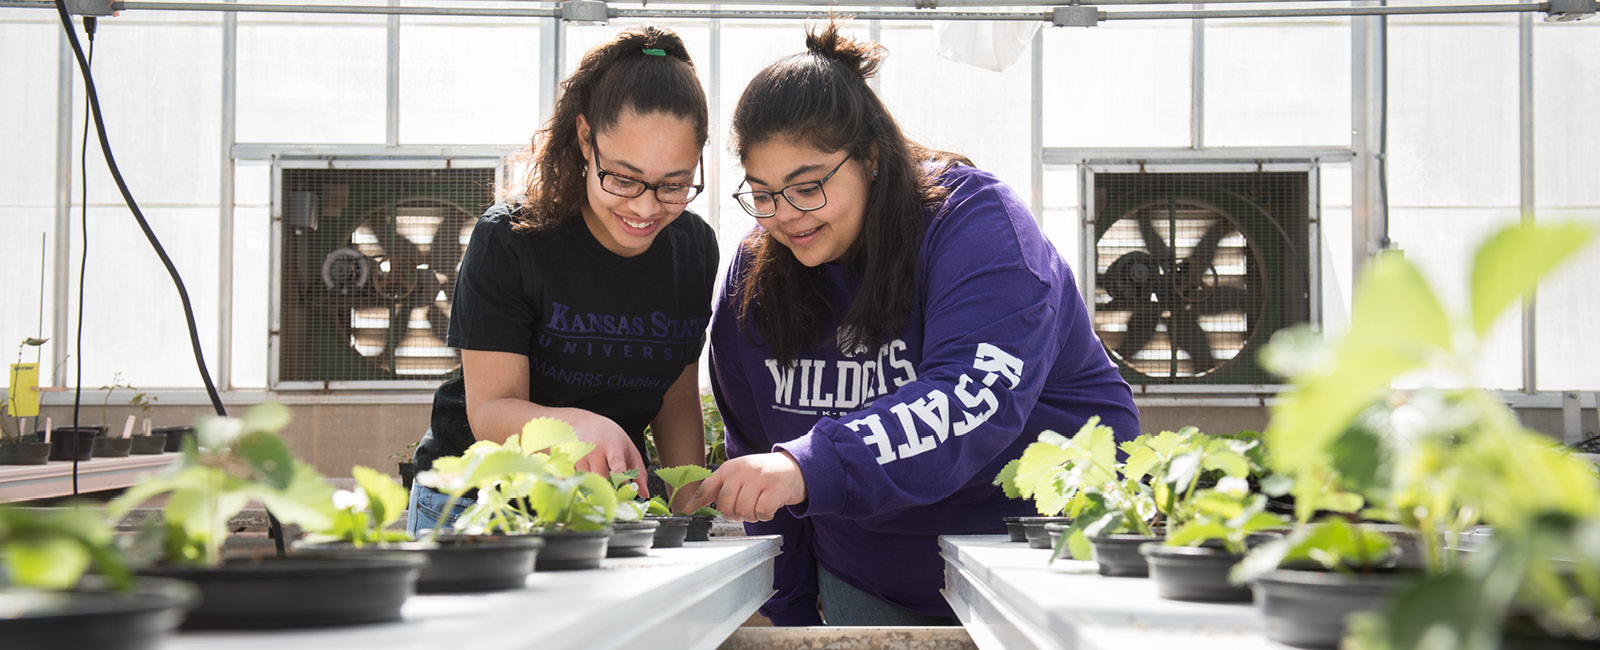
[709,164,1139,625]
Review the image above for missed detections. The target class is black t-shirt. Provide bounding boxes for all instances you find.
[417,204,718,471]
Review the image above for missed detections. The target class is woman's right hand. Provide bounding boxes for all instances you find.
[568,411,650,498]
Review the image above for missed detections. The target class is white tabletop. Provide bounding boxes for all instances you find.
[941,535,1291,650]
[166,536,780,650]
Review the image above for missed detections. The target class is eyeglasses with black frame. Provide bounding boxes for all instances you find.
[732,151,853,218]
[590,134,704,204]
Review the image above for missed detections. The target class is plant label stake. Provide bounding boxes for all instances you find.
[121,415,136,439]
[8,362,40,418]
[44,417,52,444]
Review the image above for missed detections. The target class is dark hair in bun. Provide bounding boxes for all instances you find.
[729,19,969,364]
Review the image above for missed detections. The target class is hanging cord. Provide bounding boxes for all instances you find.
[50,1,287,555]
[69,15,96,497]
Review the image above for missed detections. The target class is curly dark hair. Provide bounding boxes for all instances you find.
[505,25,709,233]
[729,20,969,364]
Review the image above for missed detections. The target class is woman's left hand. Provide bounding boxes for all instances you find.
[681,451,807,522]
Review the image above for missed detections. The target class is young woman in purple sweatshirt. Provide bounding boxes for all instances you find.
[683,23,1140,626]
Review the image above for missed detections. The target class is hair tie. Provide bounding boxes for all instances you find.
[642,48,666,56]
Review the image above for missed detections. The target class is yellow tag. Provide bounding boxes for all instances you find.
[8,363,40,417]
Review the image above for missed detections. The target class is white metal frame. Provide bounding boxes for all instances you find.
[1076,157,1325,395]
[265,153,504,392]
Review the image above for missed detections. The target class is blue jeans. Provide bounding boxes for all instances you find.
[817,564,958,626]
[406,480,477,537]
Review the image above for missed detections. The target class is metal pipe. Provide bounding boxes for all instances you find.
[1519,9,1536,394]
[218,3,237,390]
[0,0,1552,20]
[53,31,74,389]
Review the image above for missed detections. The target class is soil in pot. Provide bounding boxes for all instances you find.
[154,426,195,453]
[141,553,427,629]
[1003,516,1029,543]
[607,520,660,558]
[93,435,133,458]
[1140,543,1252,602]
[1252,567,1418,648]
[42,427,101,461]
[533,527,612,571]
[0,577,196,650]
[685,514,716,542]
[1089,533,1164,577]
[130,434,167,455]
[647,515,690,548]
[0,440,52,465]
[1023,516,1074,549]
[297,535,542,594]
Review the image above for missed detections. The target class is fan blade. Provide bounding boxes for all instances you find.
[1117,302,1164,360]
[1185,217,1231,271]
[1169,310,1216,374]
[1134,209,1174,262]
[1189,285,1256,317]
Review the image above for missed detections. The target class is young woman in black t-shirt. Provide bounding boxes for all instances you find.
[407,26,718,533]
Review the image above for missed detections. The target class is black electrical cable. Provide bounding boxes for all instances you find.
[69,15,97,497]
[50,0,287,555]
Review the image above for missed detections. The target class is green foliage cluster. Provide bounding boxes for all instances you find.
[1251,222,1600,648]
[0,504,131,590]
[304,465,413,546]
[415,417,617,536]
[107,403,337,568]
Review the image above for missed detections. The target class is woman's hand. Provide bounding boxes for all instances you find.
[682,451,806,522]
[569,411,650,498]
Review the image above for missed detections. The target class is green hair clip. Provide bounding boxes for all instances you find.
[642,48,666,56]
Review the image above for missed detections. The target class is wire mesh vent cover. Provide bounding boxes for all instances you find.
[1091,171,1310,385]
[278,167,495,383]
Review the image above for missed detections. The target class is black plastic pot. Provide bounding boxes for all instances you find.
[0,577,196,650]
[154,426,195,453]
[0,440,52,465]
[1140,543,1251,602]
[1003,516,1029,543]
[647,515,690,548]
[297,535,542,593]
[129,434,167,455]
[533,528,612,571]
[1089,533,1164,577]
[397,461,415,490]
[607,520,660,558]
[685,514,716,542]
[93,435,133,458]
[1253,568,1417,648]
[141,553,427,629]
[42,427,101,461]
[1022,516,1074,549]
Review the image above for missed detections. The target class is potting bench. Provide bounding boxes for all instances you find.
[0,454,179,502]
[941,535,1291,650]
[164,536,780,650]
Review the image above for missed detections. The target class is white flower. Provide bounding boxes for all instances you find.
[1216,476,1250,497]
[332,488,369,512]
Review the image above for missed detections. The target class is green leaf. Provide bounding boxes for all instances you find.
[1014,440,1073,500]
[240,402,292,436]
[1168,521,1230,547]
[352,465,409,531]
[1470,221,1594,337]
[610,469,640,491]
[519,417,578,455]
[692,506,722,517]
[232,431,298,489]
[4,537,91,590]
[646,497,671,516]
[1260,474,1294,497]
[993,459,1023,499]
[655,465,712,495]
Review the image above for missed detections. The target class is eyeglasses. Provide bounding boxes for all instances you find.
[732,151,853,219]
[590,134,704,204]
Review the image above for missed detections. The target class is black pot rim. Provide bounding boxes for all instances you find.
[1139,542,1243,560]
[534,526,613,539]
[0,576,197,620]
[1256,566,1420,588]
[611,519,661,532]
[645,515,691,523]
[143,553,427,579]
[295,535,544,553]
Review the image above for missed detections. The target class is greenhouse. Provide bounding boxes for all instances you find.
[1,0,1597,647]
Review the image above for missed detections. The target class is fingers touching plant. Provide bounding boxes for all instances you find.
[648,464,718,517]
